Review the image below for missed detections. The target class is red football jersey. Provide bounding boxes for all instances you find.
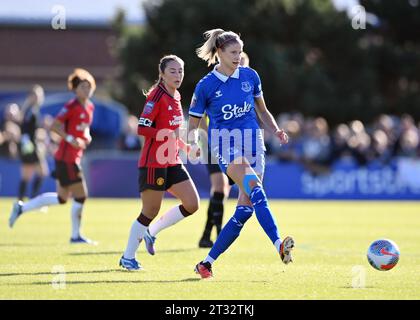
[54,98,94,164]
[138,84,184,168]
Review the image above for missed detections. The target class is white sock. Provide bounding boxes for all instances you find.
[123,220,148,259]
[71,201,83,239]
[22,192,59,213]
[148,205,185,237]
[203,255,215,264]
[274,239,282,252]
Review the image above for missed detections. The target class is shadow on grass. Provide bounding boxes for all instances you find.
[0,243,56,247]
[2,278,203,286]
[10,278,269,286]
[34,278,203,285]
[339,286,376,289]
[0,269,122,277]
[67,248,197,256]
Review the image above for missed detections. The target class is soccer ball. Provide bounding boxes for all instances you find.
[367,239,400,271]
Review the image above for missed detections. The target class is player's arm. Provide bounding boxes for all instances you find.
[188,83,207,156]
[187,115,202,157]
[254,96,288,145]
[50,118,86,149]
[137,99,165,138]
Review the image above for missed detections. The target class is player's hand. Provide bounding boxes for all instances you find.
[84,130,92,145]
[75,137,87,149]
[65,135,87,149]
[275,129,289,145]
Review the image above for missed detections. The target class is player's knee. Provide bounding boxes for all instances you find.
[243,173,261,195]
[58,196,67,204]
[142,205,161,218]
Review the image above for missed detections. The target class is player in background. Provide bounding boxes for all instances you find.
[197,52,250,248]
[119,55,200,271]
[9,69,97,244]
[189,29,294,279]
[17,85,49,201]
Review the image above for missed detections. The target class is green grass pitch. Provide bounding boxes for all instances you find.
[0,198,419,299]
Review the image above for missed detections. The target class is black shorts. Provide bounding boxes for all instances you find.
[52,160,84,187]
[20,151,40,164]
[138,164,190,192]
[206,163,222,174]
[19,144,42,164]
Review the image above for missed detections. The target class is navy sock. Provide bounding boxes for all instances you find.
[249,186,280,244]
[208,206,254,261]
[31,175,43,198]
[18,180,27,200]
[202,192,224,239]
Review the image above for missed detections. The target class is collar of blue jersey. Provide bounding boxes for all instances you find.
[212,65,240,82]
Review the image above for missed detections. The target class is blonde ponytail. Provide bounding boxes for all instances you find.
[196,29,243,66]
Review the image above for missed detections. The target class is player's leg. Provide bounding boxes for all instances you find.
[9,162,70,228]
[195,158,293,278]
[18,163,35,201]
[211,172,231,235]
[228,159,294,264]
[144,165,199,254]
[199,180,254,272]
[199,170,230,248]
[121,188,164,270]
[149,178,199,237]
[31,156,49,198]
[67,177,96,244]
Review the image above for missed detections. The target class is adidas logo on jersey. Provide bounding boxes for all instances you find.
[168,105,173,110]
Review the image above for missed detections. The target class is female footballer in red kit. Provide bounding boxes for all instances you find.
[119,55,200,270]
[9,68,97,244]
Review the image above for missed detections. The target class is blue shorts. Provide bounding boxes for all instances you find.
[209,130,266,178]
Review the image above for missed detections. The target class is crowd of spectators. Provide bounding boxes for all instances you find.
[265,112,420,175]
[0,102,59,160]
[0,101,143,160]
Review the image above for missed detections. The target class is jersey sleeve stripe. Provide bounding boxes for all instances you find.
[189,111,204,118]
[151,88,165,103]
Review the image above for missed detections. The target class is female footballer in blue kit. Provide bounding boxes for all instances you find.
[188,29,294,279]
[198,52,250,249]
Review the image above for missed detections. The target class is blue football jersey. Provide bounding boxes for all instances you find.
[189,66,262,132]
[189,66,266,174]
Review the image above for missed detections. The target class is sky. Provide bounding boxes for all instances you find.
[0,0,362,25]
[0,0,145,23]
